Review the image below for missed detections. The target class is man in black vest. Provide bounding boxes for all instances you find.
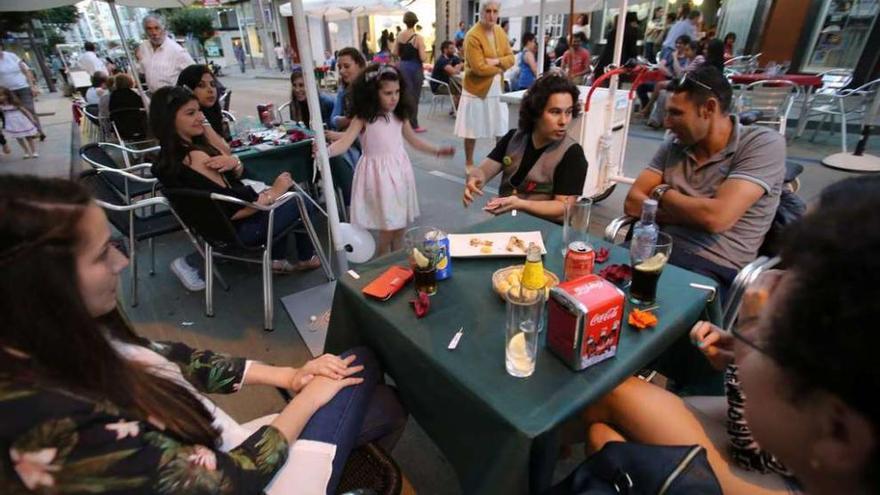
[463,73,588,222]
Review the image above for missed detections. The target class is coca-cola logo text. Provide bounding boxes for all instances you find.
[589,306,619,326]
[573,281,605,296]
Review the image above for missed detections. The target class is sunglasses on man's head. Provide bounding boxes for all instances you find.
[677,73,721,102]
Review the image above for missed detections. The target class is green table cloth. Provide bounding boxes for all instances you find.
[235,137,314,185]
[325,214,720,494]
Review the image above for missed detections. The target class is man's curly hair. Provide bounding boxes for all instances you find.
[517,72,581,134]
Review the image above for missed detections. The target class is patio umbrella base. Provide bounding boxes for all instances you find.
[822,152,880,172]
[282,281,337,356]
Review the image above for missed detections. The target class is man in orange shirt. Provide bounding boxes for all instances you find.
[562,33,592,85]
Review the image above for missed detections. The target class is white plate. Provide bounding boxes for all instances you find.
[448,231,547,258]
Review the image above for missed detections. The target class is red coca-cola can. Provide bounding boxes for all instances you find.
[564,241,595,281]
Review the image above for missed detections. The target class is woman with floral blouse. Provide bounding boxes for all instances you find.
[0,175,405,494]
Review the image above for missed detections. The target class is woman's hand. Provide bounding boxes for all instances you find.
[295,374,364,412]
[690,321,735,371]
[288,354,364,393]
[485,57,500,66]
[463,171,485,207]
[272,172,294,192]
[483,195,520,215]
[204,155,241,173]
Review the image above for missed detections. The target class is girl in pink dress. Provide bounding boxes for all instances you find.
[327,64,454,255]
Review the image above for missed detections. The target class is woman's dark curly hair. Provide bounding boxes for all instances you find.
[769,175,880,486]
[518,72,581,133]
[349,64,412,123]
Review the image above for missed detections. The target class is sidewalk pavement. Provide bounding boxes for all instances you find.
[0,90,75,178]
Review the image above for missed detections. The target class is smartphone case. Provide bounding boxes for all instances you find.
[362,266,414,301]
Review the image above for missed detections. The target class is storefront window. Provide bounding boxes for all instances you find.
[803,0,880,72]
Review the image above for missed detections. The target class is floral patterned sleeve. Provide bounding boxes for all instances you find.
[1,384,290,494]
[147,341,247,394]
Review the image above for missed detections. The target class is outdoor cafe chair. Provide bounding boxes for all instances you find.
[723,53,762,75]
[219,89,232,111]
[160,187,331,331]
[77,101,109,143]
[795,77,880,153]
[79,169,184,307]
[80,142,161,201]
[424,74,457,117]
[735,79,800,135]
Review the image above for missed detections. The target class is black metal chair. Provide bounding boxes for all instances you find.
[337,443,403,495]
[161,188,331,330]
[79,169,184,307]
[79,142,160,201]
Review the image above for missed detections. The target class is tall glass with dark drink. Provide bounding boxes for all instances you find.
[629,232,672,305]
[404,226,442,296]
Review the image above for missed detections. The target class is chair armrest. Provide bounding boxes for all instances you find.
[604,215,637,243]
[721,255,781,330]
[94,196,168,212]
[99,142,161,155]
[208,190,300,212]
[222,110,236,122]
[95,166,157,183]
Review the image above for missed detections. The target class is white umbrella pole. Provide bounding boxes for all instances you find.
[106,0,148,104]
[292,0,348,275]
[537,0,547,75]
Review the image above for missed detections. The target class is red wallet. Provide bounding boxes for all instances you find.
[362,266,414,301]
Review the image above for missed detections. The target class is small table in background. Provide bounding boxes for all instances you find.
[325,214,720,494]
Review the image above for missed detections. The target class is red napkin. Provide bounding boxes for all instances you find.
[598,264,632,284]
[595,247,610,264]
[410,291,431,318]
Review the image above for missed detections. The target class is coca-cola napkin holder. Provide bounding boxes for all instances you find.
[546,274,625,371]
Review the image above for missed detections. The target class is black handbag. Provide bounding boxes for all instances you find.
[546,442,723,495]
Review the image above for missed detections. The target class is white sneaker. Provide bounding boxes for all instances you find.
[170,257,206,291]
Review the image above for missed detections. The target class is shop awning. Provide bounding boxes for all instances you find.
[502,0,651,17]
[279,0,404,19]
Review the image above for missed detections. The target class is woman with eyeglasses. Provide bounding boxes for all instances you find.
[149,86,321,292]
[0,174,406,494]
[580,176,880,494]
[177,64,229,146]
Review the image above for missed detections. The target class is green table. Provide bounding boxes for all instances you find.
[325,214,720,494]
[235,137,314,185]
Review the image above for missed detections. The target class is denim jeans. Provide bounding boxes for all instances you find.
[184,200,317,274]
[300,346,407,494]
[234,200,315,261]
[399,60,424,128]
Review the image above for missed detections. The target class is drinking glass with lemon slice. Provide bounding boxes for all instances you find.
[629,232,673,305]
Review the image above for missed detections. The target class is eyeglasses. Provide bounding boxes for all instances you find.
[365,65,398,82]
[729,314,771,355]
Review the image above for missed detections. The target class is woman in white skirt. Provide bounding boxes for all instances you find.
[454,0,515,173]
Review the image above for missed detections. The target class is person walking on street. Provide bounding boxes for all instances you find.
[274,43,286,72]
[0,87,39,159]
[393,11,428,132]
[77,41,108,77]
[137,14,195,93]
[0,41,43,141]
[233,42,246,73]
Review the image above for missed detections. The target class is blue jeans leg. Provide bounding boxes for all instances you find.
[298,346,381,494]
[234,201,316,261]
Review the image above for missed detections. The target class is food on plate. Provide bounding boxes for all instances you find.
[628,308,658,329]
[470,237,494,248]
[506,235,527,253]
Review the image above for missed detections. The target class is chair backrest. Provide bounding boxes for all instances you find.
[817,68,853,95]
[737,80,798,133]
[78,169,132,235]
[161,188,245,251]
[111,107,150,141]
[83,103,100,125]
[219,89,231,111]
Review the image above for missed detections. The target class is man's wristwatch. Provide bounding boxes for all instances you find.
[650,184,672,203]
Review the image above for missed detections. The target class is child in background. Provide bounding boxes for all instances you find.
[326,64,454,255]
[0,87,39,159]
